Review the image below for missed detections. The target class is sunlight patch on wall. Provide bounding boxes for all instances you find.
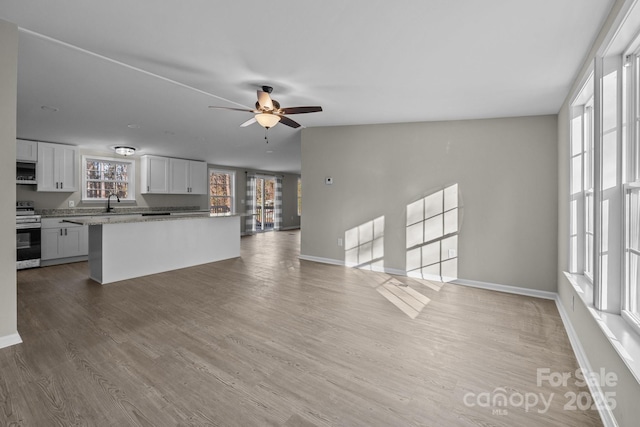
[345,216,385,271]
[406,184,460,282]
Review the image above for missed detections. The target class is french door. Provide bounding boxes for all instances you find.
[255,177,275,232]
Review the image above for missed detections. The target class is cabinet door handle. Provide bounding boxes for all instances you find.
[61,182,63,189]
[56,182,59,189]
[147,186,150,192]
[65,229,67,236]
[60,229,63,236]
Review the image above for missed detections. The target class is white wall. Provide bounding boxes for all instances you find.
[0,19,19,347]
[301,115,558,291]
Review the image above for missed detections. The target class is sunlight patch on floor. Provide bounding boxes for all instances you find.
[376,277,432,319]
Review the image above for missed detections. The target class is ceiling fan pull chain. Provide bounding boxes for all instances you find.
[264,128,269,144]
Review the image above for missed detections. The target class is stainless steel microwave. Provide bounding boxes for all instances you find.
[16,161,36,184]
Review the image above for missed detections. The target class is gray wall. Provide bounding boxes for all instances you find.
[0,19,18,344]
[301,116,558,291]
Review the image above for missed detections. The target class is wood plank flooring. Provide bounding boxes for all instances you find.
[1,230,603,426]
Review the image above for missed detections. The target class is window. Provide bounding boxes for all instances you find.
[624,52,640,333]
[297,177,302,216]
[82,155,135,201]
[209,169,235,214]
[569,78,594,280]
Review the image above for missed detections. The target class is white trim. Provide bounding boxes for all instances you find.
[298,255,407,276]
[298,254,345,267]
[82,154,136,202]
[0,332,22,349]
[555,296,619,427]
[452,278,557,300]
[209,168,236,215]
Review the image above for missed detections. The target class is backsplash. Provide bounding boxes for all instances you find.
[38,205,206,218]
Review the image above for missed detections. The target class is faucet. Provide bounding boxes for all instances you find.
[106,193,120,213]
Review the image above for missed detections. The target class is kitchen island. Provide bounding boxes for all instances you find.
[65,213,240,284]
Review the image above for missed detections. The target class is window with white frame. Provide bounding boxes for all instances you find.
[584,100,595,280]
[209,169,235,214]
[624,52,640,333]
[82,155,135,201]
[569,78,595,281]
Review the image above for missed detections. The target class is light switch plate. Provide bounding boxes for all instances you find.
[68,200,75,208]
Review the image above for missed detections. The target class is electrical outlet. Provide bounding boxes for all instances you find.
[68,200,75,208]
[338,237,343,247]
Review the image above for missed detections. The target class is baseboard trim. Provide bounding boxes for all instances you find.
[452,278,557,300]
[280,226,301,231]
[298,255,408,276]
[298,254,345,267]
[554,296,618,427]
[0,332,22,350]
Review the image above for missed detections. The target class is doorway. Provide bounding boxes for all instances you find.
[255,177,275,232]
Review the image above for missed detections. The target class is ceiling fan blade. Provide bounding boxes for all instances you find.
[209,106,256,113]
[240,117,256,127]
[257,90,273,110]
[280,106,323,114]
[278,116,301,129]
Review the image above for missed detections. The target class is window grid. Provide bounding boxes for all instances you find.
[585,103,595,280]
[83,156,134,200]
[209,169,235,214]
[623,53,640,334]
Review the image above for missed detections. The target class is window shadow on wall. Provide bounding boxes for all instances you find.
[345,216,385,271]
[406,184,460,282]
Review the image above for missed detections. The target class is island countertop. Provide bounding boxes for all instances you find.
[84,214,240,284]
[63,212,238,226]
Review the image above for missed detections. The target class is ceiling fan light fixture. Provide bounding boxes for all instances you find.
[255,113,281,129]
[114,146,136,156]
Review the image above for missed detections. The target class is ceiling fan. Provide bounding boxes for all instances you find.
[209,86,322,129]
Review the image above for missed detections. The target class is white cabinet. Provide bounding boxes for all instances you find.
[140,155,169,194]
[189,160,208,194]
[41,218,88,262]
[37,142,78,192]
[16,139,37,162]
[169,159,207,194]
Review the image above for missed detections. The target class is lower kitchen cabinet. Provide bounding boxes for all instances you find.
[41,218,88,263]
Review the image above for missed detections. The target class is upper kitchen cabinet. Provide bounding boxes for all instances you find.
[169,158,207,194]
[140,155,169,194]
[37,142,78,192]
[16,139,37,162]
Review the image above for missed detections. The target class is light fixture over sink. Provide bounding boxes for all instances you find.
[114,146,136,156]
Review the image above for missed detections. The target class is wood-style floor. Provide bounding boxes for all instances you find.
[2,230,602,426]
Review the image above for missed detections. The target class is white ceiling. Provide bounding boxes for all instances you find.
[0,0,615,173]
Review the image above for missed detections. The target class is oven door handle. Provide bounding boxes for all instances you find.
[16,223,42,230]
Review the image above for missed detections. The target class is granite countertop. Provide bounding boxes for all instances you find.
[63,212,238,226]
[38,206,207,218]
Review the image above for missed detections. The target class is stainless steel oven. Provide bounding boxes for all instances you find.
[16,201,41,270]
